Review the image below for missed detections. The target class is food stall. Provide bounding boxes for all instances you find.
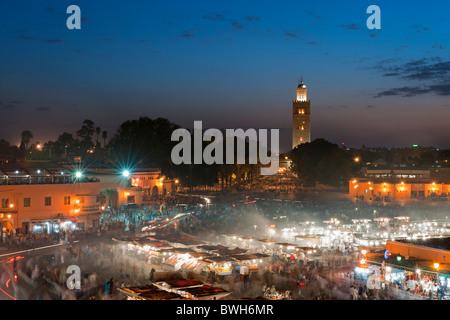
[129,237,173,264]
[182,285,231,300]
[228,253,268,274]
[180,252,210,274]
[196,244,228,255]
[149,233,205,248]
[118,284,183,300]
[201,256,235,276]
[257,239,277,254]
[154,279,231,300]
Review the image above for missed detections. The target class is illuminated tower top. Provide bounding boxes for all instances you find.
[296,78,307,102]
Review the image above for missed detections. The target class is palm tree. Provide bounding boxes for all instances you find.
[102,130,108,148]
[101,188,118,208]
[96,127,101,143]
[77,119,95,142]
[20,130,33,150]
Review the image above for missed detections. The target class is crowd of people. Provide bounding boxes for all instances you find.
[1,191,448,300]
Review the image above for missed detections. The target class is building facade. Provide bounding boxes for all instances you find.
[292,78,311,149]
[349,168,450,202]
[86,168,174,207]
[0,166,177,234]
[0,170,101,234]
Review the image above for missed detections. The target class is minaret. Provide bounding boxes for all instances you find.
[292,78,311,149]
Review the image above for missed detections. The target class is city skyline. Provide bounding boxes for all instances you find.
[1,1,450,152]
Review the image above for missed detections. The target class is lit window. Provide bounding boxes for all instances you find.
[45,197,51,206]
[64,196,71,205]
[1,199,9,209]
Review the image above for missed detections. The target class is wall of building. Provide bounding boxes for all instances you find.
[349,179,450,201]
[0,182,100,232]
[88,170,174,207]
[386,240,449,264]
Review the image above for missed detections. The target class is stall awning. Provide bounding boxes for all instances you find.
[59,217,77,222]
[275,242,297,247]
[31,219,59,224]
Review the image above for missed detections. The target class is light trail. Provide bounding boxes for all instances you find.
[0,286,16,300]
[0,241,79,258]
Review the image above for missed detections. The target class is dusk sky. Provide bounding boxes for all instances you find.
[1,0,450,152]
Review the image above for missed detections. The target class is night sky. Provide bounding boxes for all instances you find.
[1,0,450,152]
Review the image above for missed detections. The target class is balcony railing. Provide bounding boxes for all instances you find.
[0,177,100,186]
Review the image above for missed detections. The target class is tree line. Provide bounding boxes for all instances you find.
[1,117,259,190]
[1,119,447,189]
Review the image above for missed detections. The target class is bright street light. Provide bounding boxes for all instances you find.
[123,170,130,178]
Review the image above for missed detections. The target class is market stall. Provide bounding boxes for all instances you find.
[118,284,183,300]
[201,256,235,276]
[154,279,230,300]
[229,253,269,274]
